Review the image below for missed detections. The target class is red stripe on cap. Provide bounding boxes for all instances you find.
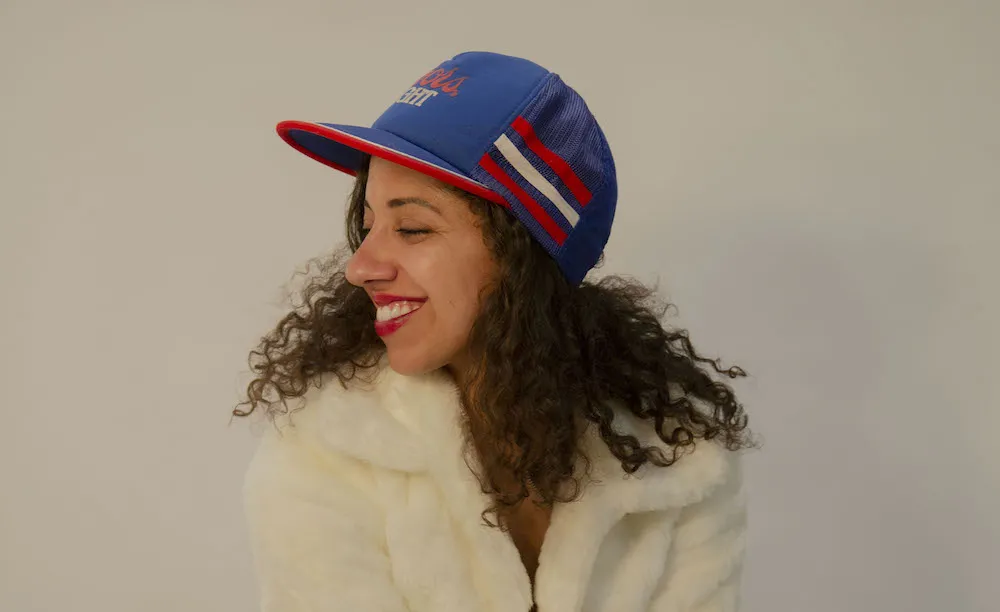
[479,153,567,246]
[511,116,593,207]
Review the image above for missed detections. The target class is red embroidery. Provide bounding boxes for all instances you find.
[415,67,467,97]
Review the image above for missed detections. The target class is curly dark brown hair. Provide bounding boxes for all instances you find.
[234,154,752,528]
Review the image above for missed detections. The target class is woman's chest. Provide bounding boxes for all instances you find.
[507,498,553,584]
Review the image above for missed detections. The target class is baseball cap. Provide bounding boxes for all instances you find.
[276,51,617,285]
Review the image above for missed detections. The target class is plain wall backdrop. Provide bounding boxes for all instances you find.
[2,1,997,610]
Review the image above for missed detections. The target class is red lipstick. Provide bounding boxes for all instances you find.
[372,294,427,337]
[372,293,427,307]
[374,313,417,337]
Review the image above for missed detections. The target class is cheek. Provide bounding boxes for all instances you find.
[403,236,494,329]
[431,266,492,330]
[435,272,486,324]
[449,247,495,317]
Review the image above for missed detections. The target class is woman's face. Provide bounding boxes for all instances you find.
[346,157,496,377]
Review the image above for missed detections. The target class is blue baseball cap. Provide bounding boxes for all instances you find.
[277,51,617,285]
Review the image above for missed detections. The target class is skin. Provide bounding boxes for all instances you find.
[345,157,496,382]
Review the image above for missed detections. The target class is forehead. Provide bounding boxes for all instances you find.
[364,157,472,215]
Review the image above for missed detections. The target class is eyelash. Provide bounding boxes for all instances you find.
[359,227,430,238]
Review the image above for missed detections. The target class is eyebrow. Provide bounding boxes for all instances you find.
[364,197,442,215]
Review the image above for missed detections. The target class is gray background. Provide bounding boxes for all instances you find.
[2,0,997,610]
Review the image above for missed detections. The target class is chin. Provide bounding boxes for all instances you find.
[384,346,445,377]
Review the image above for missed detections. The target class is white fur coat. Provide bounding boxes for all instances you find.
[243,363,747,611]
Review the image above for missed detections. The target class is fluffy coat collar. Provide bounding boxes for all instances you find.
[285,361,736,611]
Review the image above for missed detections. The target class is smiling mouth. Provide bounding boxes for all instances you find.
[375,301,424,322]
[373,301,424,337]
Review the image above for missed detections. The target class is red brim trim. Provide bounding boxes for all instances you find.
[276,120,508,208]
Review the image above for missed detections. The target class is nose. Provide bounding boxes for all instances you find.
[345,228,397,287]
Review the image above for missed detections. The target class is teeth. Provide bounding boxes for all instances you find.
[376,301,423,322]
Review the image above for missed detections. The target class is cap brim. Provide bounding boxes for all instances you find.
[276,120,505,206]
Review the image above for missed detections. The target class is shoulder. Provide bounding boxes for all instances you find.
[248,362,441,470]
[241,370,424,612]
[244,361,468,500]
[242,393,379,519]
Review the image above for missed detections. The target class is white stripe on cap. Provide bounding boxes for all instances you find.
[494,133,580,227]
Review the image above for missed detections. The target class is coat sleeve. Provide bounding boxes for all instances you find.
[243,424,412,612]
[651,453,748,612]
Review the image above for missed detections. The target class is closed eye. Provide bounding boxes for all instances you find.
[357,227,431,240]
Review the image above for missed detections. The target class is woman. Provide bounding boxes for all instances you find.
[235,51,752,612]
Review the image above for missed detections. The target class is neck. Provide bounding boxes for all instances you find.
[444,349,477,394]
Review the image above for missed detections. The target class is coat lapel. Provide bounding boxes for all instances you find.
[380,366,535,611]
[534,408,732,611]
